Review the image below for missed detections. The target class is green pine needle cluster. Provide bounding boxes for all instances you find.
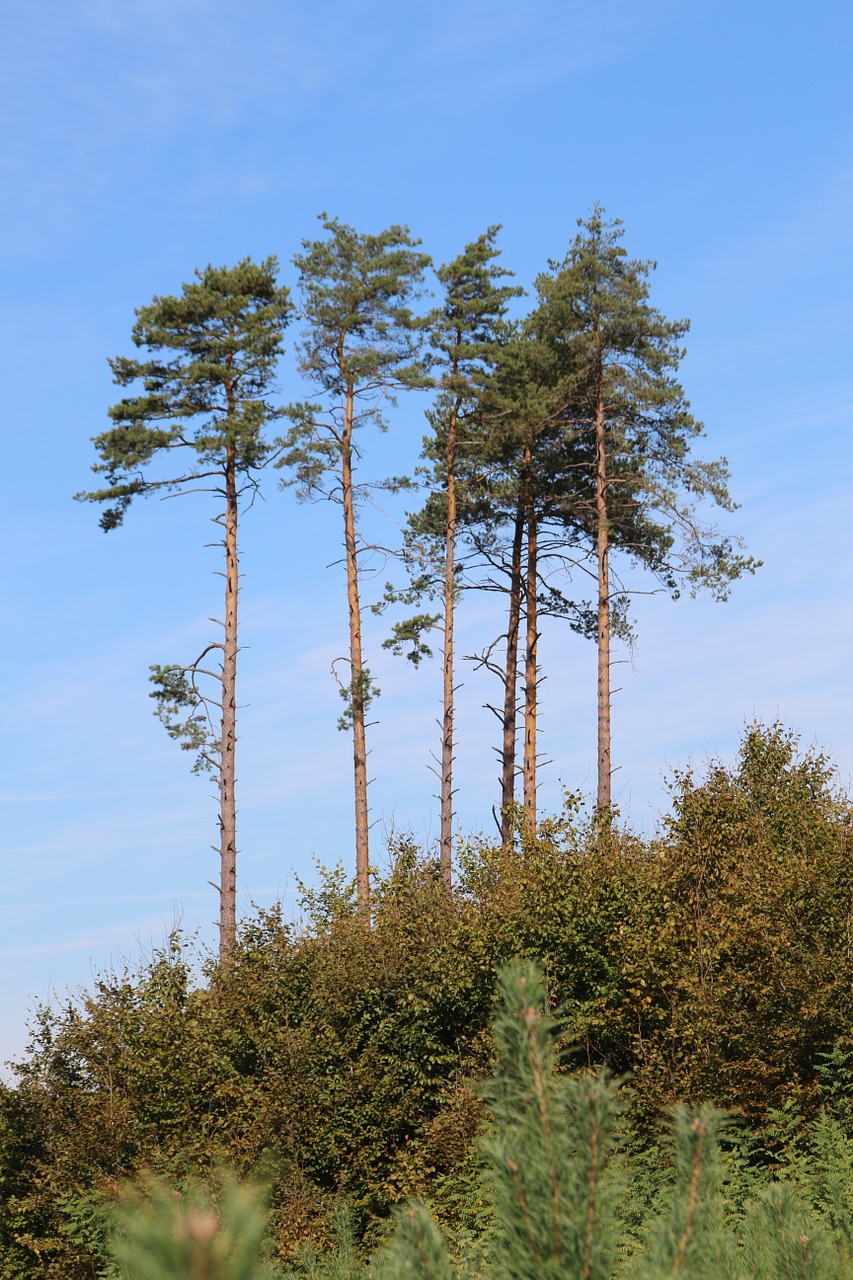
[109,1173,273,1280]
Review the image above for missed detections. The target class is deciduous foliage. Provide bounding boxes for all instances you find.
[99,960,853,1280]
[4,726,853,1278]
[76,258,292,962]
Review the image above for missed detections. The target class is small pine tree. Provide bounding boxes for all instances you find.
[379,961,842,1280]
[633,1105,735,1280]
[109,1173,272,1280]
[379,1203,451,1280]
[480,962,622,1280]
[740,1183,837,1280]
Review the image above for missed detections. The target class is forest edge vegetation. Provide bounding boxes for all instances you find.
[2,725,853,1277]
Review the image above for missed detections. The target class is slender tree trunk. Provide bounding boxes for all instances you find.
[500,503,525,850]
[522,490,538,836]
[595,391,611,812]
[219,446,239,964]
[342,383,371,919]
[439,399,460,889]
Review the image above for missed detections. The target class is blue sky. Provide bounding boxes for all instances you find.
[2,0,852,1068]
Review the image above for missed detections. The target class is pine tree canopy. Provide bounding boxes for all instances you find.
[293,215,431,398]
[77,257,292,528]
[528,207,758,600]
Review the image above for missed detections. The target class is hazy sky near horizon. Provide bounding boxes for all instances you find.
[2,0,852,1068]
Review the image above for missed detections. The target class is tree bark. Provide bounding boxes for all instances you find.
[342,381,371,919]
[595,390,611,812]
[439,399,460,889]
[500,504,525,849]
[219,445,239,964]
[522,489,538,836]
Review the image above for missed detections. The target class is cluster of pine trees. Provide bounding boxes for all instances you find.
[76,208,756,960]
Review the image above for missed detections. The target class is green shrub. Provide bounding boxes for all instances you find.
[4,724,853,1275]
[381,961,846,1280]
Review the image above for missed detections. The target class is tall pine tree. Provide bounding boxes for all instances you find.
[385,229,521,881]
[77,258,292,963]
[469,333,596,842]
[278,217,430,918]
[531,209,757,810]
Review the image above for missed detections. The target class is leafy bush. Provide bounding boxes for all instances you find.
[380,961,851,1280]
[3,724,852,1277]
[106,961,853,1280]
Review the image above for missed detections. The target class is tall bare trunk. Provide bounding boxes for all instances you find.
[595,392,611,812]
[219,446,239,964]
[439,400,460,889]
[500,504,525,850]
[342,383,370,919]
[522,493,538,836]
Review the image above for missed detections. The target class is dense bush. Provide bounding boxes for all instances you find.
[2,724,852,1278]
[78,964,853,1280]
[381,962,853,1280]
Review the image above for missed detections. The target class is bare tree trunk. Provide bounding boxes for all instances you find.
[439,400,460,889]
[342,382,371,919]
[219,446,239,964]
[595,392,611,812]
[500,504,525,850]
[522,495,538,836]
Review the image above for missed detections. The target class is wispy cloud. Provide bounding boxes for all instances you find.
[1,2,317,217]
[0,891,216,913]
[408,0,681,95]
[0,787,187,803]
[2,885,292,914]
[1,0,682,220]
[4,913,173,958]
